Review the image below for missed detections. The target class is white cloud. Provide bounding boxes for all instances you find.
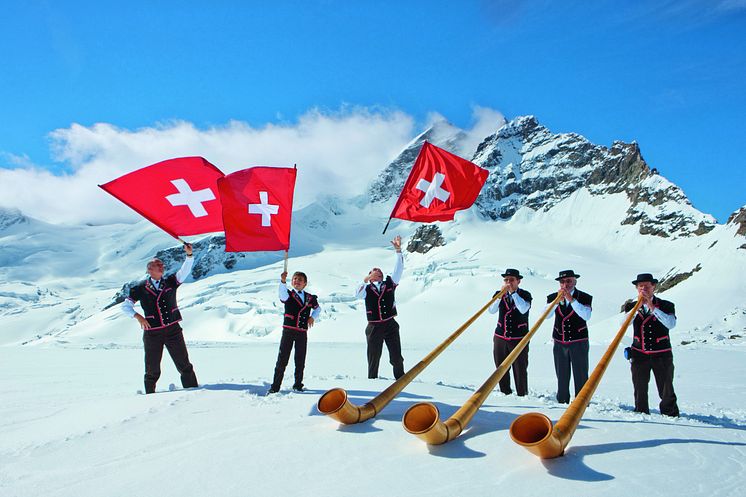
[0,105,506,225]
[0,107,415,225]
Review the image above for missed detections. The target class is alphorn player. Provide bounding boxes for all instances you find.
[122,243,199,394]
[488,268,532,396]
[624,273,680,417]
[354,235,405,379]
[546,269,593,404]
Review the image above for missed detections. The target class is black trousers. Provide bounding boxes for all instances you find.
[365,319,404,379]
[493,336,529,396]
[553,340,589,404]
[271,328,308,390]
[143,324,198,394]
[630,352,679,416]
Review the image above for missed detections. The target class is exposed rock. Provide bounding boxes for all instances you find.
[406,225,446,254]
[658,264,702,293]
[727,206,746,236]
[370,114,717,239]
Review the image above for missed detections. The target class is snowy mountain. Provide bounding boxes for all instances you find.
[0,115,744,349]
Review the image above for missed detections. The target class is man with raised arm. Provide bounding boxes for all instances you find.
[624,273,679,417]
[354,236,405,379]
[488,268,533,396]
[122,243,198,394]
[546,270,593,404]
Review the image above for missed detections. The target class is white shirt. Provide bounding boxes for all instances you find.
[121,256,194,318]
[642,303,677,330]
[488,290,531,315]
[354,252,404,298]
[279,281,322,320]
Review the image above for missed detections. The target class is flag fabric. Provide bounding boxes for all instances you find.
[389,141,489,223]
[217,167,297,252]
[99,157,225,237]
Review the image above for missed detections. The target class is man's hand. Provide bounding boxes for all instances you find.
[184,242,193,257]
[308,317,315,328]
[364,272,371,283]
[391,235,402,253]
[135,314,151,330]
[281,271,288,284]
[560,287,574,302]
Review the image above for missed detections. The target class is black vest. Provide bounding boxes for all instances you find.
[625,297,675,356]
[494,288,532,340]
[282,290,319,331]
[547,289,593,343]
[128,274,183,330]
[364,276,398,322]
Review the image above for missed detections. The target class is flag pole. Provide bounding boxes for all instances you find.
[283,250,289,273]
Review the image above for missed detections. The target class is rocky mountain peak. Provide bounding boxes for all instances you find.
[727,206,746,237]
[367,119,467,203]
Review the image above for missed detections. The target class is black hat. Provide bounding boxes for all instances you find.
[632,273,658,285]
[501,268,523,279]
[555,269,580,281]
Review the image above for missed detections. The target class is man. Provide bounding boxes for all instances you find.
[268,270,321,394]
[354,235,404,379]
[122,243,198,394]
[624,273,679,417]
[546,270,593,404]
[488,268,532,396]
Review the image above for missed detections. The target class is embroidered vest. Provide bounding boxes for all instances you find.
[281,290,319,331]
[364,276,398,322]
[128,274,182,330]
[494,288,532,340]
[548,289,593,343]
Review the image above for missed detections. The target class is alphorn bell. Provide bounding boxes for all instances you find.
[402,292,564,444]
[509,296,644,458]
[316,288,508,424]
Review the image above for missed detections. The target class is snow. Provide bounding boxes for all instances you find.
[2,124,746,495]
[1,343,745,497]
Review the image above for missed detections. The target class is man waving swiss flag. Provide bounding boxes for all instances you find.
[388,141,488,225]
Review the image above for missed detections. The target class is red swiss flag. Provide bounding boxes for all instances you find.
[390,141,489,222]
[217,167,297,252]
[100,157,225,237]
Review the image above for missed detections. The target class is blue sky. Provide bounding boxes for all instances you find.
[1,0,744,222]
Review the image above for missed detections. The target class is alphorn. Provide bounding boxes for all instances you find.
[402,292,564,444]
[316,288,508,424]
[509,296,644,458]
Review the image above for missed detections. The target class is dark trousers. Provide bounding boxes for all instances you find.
[365,319,404,379]
[553,340,589,404]
[271,328,308,390]
[631,352,679,416]
[143,324,198,394]
[493,336,529,396]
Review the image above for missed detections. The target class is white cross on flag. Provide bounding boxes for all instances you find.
[389,141,489,223]
[99,157,225,238]
[217,167,297,252]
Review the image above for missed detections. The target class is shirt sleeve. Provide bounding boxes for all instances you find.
[121,297,136,318]
[488,296,500,314]
[175,255,194,284]
[653,307,677,330]
[311,305,321,320]
[279,281,290,302]
[570,299,592,322]
[390,252,404,284]
[354,281,367,299]
[512,291,531,314]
